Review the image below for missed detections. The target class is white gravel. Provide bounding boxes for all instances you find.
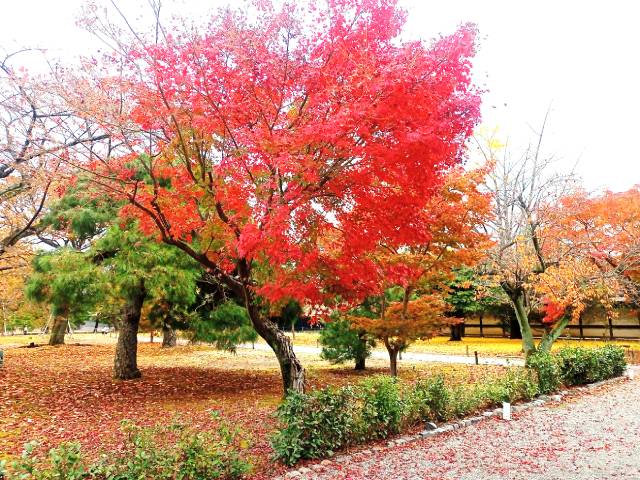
[283,376,640,480]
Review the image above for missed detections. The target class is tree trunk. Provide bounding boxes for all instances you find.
[162,324,177,347]
[538,315,570,352]
[508,289,536,357]
[388,347,399,377]
[291,321,296,339]
[355,355,366,371]
[243,288,304,394]
[114,282,145,380]
[509,314,522,339]
[48,316,67,346]
[93,318,99,333]
[449,323,463,341]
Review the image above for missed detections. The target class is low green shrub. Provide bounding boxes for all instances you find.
[4,417,251,480]
[272,345,626,467]
[501,368,539,402]
[448,369,537,419]
[526,351,562,394]
[271,387,356,465]
[356,375,404,440]
[9,441,86,480]
[448,385,483,418]
[405,375,451,423]
[557,345,627,385]
[272,367,542,465]
[598,344,627,378]
[556,347,595,385]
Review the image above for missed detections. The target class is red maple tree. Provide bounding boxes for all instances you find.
[82,0,481,392]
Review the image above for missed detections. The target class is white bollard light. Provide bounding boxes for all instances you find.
[502,401,511,421]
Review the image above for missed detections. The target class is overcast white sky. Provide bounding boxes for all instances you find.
[2,0,638,192]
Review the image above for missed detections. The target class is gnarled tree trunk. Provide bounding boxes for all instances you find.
[114,282,145,380]
[243,287,304,394]
[502,283,536,357]
[162,324,177,347]
[48,316,67,346]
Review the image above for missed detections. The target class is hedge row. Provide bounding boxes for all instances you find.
[527,344,627,393]
[271,369,539,465]
[272,345,627,466]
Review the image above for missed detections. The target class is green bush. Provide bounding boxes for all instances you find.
[556,347,594,385]
[447,385,483,418]
[557,345,627,385]
[448,369,537,419]
[272,367,543,466]
[271,387,356,465]
[8,441,86,480]
[273,350,625,467]
[500,368,539,402]
[599,344,627,378]
[5,418,250,480]
[356,376,404,439]
[526,351,562,394]
[405,375,451,422]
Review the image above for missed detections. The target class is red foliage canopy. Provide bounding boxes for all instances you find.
[90,0,481,312]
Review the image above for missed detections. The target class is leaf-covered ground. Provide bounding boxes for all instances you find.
[288,332,640,357]
[0,340,505,478]
[3,332,639,358]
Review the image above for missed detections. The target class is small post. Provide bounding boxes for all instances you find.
[474,351,479,365]
[466,345,469,357]
[502,402,511,420]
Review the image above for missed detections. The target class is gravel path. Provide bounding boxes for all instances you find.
[286,376,640,480]
[239,343,524,367]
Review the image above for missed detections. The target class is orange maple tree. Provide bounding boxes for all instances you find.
[349,165,492,375]
[528,187,640,347]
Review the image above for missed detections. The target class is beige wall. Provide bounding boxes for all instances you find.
[463,307,640,339]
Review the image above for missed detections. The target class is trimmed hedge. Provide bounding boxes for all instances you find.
[273,345,628,466]
[526,351,562,394]
[272,369,539,465]
[526,345,627,390]
[556,345,627,386]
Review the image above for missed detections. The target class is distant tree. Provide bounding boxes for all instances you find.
[278,301,303,339]
[445,267,501,340]
[350,167,492,375]
[0,51,107,270]
[320,316,375,370]
[25,249,103,345]
[480,121,619,355]
[352,289,451,376]
[189,300,258,353]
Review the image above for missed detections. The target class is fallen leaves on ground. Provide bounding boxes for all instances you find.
[0,341,507,478]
